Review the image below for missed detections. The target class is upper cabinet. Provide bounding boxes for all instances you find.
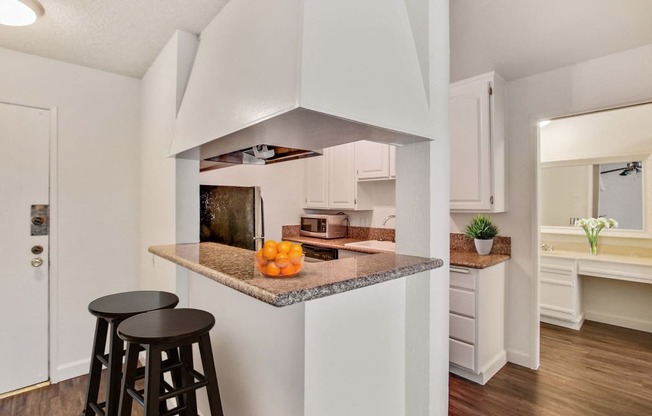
[304,143,372,210]
[355,141,396,181]
[450,72,507,213]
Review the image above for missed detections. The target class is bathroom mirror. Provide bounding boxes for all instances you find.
[539,102,652,237]
[540,160,644,230]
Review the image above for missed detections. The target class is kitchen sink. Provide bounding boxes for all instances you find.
[344,240,396,253]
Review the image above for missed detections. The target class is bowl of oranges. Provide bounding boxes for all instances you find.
[255,240,305,278]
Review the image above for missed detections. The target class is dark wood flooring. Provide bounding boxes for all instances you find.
[450,321,652,415]
[1,321,651,415]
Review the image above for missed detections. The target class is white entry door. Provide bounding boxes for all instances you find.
[0,102,50,394]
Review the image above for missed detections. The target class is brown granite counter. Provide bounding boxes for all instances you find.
[450,233,511,269]
[450,251,510,269]
[149,242,443,307]
[281,225,395,254]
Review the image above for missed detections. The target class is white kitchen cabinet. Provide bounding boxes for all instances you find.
[303,143,372,210]
[539,256,583,329]
[449,262,506,385]
[304,152,329,208]
[354,140,396,181]
[450,72,506,213]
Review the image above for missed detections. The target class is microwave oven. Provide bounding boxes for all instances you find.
[300,214,348,239]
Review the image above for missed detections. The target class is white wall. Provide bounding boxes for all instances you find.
[451,43,652,369]
[140,31,199,292]
[0,47,141,381]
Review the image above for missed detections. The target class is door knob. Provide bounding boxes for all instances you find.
[31,257,43,267]
[31,245,44,255]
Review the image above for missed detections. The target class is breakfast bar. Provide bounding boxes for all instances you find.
[150,242,443,416]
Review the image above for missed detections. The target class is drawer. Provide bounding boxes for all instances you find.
[449,288,476,317]
[450,267,477,290]
[449,338,475,371]
[449,313,475,344]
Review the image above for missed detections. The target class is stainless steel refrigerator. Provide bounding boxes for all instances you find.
[200,185,264,251]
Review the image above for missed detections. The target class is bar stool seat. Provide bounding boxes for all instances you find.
[84,291,179,416]
[117,308,224,416]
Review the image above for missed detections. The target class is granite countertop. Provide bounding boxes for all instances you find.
[450,251,511,269]
[449,234,511,269]
[282,225,395,254]
[149,242,443,307]
[283,235,390,254]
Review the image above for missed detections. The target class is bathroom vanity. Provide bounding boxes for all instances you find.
[540,246,652,330]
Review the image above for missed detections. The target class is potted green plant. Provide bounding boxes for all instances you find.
[464,215,499,255]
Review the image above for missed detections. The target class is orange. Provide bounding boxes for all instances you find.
[281,263,296,276]
[288,251,303,265]
[265,262,280,276]
[276,241,292,254]
[289,243,303,255]
[275,253,290,268]
[262,245,277,260]
[256,263,266,273]
[263,240,278,250]
[294,263,302,273]
[255,249,268,266]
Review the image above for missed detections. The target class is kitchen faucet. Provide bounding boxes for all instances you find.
[382,215,396,226]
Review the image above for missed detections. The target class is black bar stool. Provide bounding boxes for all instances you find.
[83,291,180,416]
[117,308,224,416]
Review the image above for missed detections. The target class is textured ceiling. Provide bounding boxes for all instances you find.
[0,0,229,78]
[2,1,652,82]
[451,0,652,82]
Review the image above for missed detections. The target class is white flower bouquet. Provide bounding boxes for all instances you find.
[574,217,618,255]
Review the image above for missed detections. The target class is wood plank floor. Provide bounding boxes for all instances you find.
[1,321,651,415]
[450,321,652,415]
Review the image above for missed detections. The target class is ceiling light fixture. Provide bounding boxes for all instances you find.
[0,0,44,27]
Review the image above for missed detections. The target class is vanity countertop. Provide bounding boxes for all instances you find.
[149,243,443,307]
[541,248,652,267]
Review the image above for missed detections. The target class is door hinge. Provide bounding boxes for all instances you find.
[490,196,494,204]
[354,198,357,205]
[489,86,493,95]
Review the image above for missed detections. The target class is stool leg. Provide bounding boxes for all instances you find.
[180,345,198,414]
[166,348,185,411]
[144,345,162,416]
[118,342,139,416]
[198,334,224,416]
[105,320,124,416]
[84,317,108,415]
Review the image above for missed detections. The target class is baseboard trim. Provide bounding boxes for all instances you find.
[584,311,652,333]
[506,349,533,369]
[450,352,507,385]
[53,358,89,383]
[540,314,585,331]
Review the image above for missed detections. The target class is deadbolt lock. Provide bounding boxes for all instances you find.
[31,245,44,255]
[31,216,45,226]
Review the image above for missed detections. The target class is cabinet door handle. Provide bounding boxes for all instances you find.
[450,267,471,274]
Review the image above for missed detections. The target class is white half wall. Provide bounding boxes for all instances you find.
[0,47,141,382]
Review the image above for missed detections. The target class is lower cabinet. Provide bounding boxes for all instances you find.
[539,256,583,329]
[449,262,506,385]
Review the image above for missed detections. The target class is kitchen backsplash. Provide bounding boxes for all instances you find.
[451,233,511,256]
[282,225,395,242]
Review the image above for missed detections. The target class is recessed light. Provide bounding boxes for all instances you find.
[0,0,44,27]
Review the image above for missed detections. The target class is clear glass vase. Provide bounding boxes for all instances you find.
[588,235,599,255]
